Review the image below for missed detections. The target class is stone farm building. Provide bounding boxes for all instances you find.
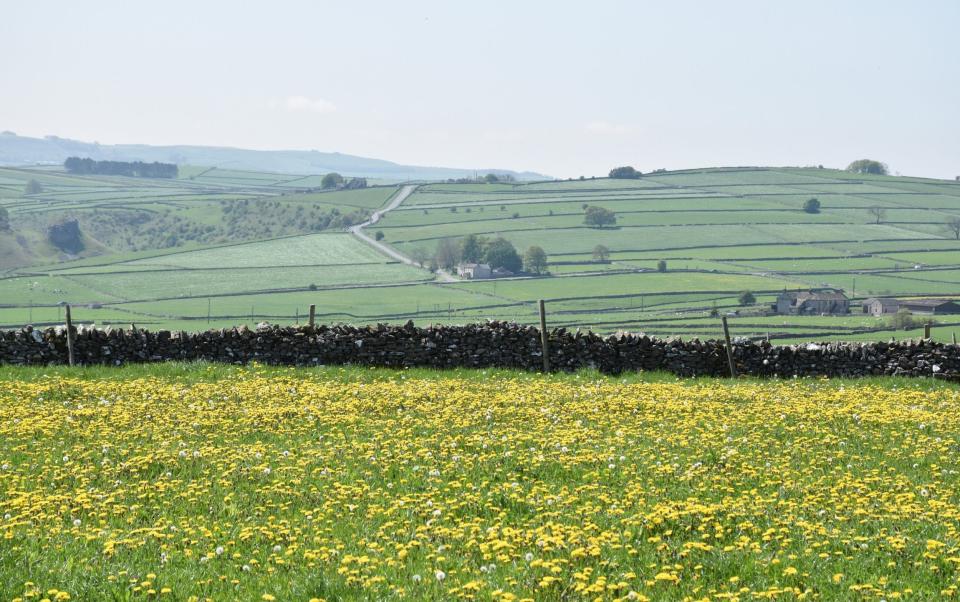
[861,297,960,316]
[457,263,492,279]
[862,298,901,316]
[775,289,850,315]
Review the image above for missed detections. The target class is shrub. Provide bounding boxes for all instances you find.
[803,198,820,214]
[889,309,915,331]
[738,291,756,306]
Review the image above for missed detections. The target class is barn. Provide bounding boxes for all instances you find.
[897,298,960,315]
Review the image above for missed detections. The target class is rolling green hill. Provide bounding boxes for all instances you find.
[3,164,960,344]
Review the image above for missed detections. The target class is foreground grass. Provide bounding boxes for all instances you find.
[1,364,959,600]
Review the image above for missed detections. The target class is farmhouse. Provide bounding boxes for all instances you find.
[775,289,849,315]
[457,263,492,279]
[897,298,960,315]
[862,298,900,316]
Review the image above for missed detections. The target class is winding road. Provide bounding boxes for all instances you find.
[350,184,457,282]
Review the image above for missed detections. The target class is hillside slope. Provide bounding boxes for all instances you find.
[0,133,547,181]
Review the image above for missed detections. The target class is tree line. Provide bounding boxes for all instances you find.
[64,157,179,178]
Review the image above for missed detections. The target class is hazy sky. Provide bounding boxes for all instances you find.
[2,1,958,178]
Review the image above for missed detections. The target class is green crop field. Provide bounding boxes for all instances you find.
[3,164,960,342]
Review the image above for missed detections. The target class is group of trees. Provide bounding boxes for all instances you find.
[846,159,888,175]
[583,205,617,227]
[609,166,642,179]
[431,234,548,274]
[444,173,516,184]
[319,172,367,190]
[64,157,178,178]
[321,172,344,189]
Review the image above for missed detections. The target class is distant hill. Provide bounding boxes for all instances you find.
[0,132,547,181]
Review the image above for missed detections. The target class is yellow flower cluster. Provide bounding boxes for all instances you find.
[1,368,959,600]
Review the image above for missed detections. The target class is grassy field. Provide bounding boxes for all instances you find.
[4,165,960,342]
[1,364,959,600]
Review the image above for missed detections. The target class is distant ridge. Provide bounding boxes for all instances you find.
[0,132,548,181]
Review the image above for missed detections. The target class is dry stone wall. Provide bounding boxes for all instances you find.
[1,321,958,379]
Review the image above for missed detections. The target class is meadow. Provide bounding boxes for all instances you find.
[3,164,960,343]
[1,364,960,600]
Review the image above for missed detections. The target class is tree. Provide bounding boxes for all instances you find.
[584,206,617,228]
[484,237,522,272]
[847,159,888,175]
[409,246,430,268]
[738,291,756,306]
[24,179,43,195]
[483,173,500,183]
[609,166,641,179]
[523,246,548,274]
[434,238,461,270]
[945,216,960,240]
[374,230,385,241]
[592,244,610,262]
[321,172,344,189]
[803,198,821,214]
[867,206,887,224]
[460,234,486,263]
[657,260,667,273]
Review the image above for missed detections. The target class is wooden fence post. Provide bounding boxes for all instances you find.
[308,304,316,328]
[538,299,550,372]
[65,304,75,367]
[721,316,736,378]
[953,332,957,345]
[924,322,932,340]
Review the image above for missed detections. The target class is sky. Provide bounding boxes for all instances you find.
[1,0,958,179]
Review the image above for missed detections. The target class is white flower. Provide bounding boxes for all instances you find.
[72,518,81,527]
[242,564,251,572]
[412,574,422,583]
[273,544,282,553]
[263,467,271,475]
[192,450,200,458]
[178,450,187,458]
[435,570,446,581]
[215,546,224,555]
[525,552,534,562]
